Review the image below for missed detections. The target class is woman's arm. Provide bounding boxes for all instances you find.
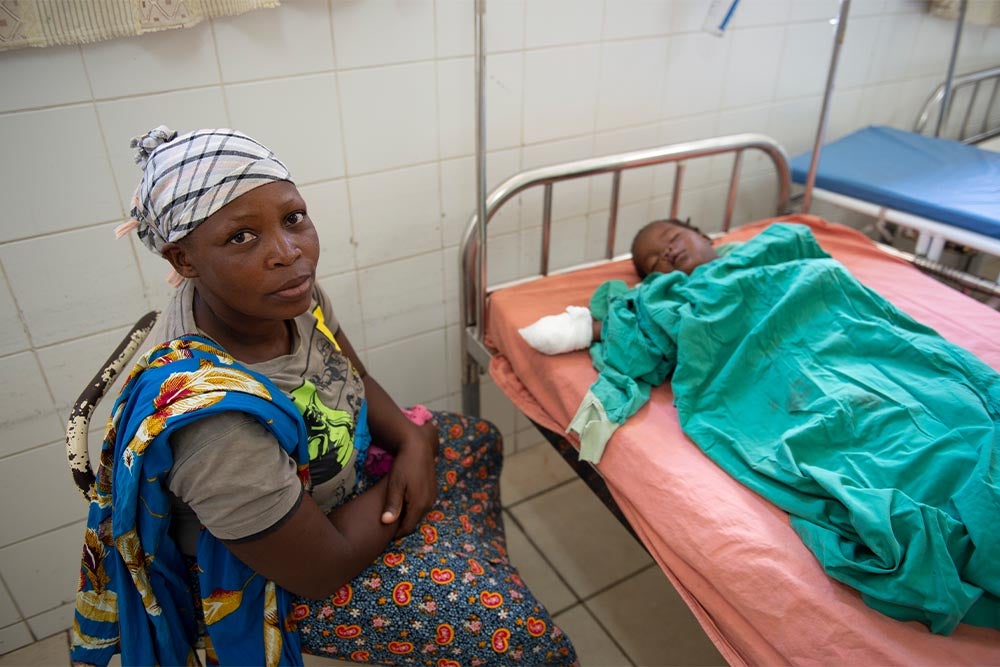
[224,479,398,599]
[225,325,439,596]
[334,328,439,537]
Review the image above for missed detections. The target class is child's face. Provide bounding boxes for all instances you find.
[167,180,321,324]
[632,221,717,277]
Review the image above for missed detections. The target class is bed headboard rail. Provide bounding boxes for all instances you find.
[914,65,1000,144]
[459,132,790,414]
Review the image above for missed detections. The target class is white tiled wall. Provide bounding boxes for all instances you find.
[2,0,998,652]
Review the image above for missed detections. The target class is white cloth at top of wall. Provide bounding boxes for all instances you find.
[0,0,281,52]
[929,0,1000,26]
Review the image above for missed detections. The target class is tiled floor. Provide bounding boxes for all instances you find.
[0,441,725,667]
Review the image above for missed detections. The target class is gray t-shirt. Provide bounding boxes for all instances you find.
[154,281,365,555]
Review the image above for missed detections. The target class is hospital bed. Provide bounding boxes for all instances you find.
[790,65,1000,264]
[459,133,1000,665]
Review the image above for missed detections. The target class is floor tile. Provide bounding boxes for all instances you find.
[504,511,578,615]
[0,631,67,666]
[500,441,577,507]
[0,625,33,660]
[553,604,631,667]
[509,479,652,599]
[586,566,725,667]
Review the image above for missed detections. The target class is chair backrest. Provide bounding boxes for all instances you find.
[66,311,160,501]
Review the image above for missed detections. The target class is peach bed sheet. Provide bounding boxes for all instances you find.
[486,215,1000,666]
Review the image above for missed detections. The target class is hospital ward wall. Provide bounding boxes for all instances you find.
[1,0,999,653]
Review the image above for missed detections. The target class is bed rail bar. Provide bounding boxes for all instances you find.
[460,133,791,415]
[877,244,1000,301]
[914,65,1000,144]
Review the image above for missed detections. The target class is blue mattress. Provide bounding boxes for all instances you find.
[790,125,1000,240]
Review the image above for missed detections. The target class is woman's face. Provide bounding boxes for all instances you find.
[632,221,717,277]
[166,180,321,326]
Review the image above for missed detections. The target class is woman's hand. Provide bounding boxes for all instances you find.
[331,325,441,537]
[380,420,439,536]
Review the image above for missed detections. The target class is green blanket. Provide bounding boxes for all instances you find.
[569,223,999,634]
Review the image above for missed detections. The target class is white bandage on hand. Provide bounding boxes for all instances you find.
[518,305,593,355]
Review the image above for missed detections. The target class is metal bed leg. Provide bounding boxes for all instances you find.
[462,357,481,417]
[915,231,931,256]
[915,234,948,262]
[927,236,947,262]
[872,208,892,242]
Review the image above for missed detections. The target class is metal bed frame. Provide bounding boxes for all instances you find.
[800,0,1000,265]
[458,135,792,529]
[459,133,791,416]
[459,0,1000,536]
[914,64,1000,145]
[457,133,1000,537]
[803,63,1000,263]
[903,63,1000,260]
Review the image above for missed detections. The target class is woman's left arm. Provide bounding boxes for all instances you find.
[334,328,439,537]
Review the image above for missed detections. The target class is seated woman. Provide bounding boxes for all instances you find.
[519,216,1000,635]
[71,126,577,666]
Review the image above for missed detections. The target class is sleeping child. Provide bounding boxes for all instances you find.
[518,217,1000,636]
[519,217,727,355]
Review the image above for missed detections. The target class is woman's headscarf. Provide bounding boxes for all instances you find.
[119,126,292,256]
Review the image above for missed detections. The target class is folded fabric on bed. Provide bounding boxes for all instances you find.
[575,223,1000,634]
[790,125,1000,239]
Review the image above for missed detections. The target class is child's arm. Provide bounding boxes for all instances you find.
[519,305,596,354]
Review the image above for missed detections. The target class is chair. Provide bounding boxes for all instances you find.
[65,311,159,500]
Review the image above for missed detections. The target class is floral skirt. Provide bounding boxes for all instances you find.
[292,411,578,666]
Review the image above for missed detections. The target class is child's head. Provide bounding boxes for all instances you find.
[630,218,717,278]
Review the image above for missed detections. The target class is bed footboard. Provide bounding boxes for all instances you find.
[914,64,1000,145]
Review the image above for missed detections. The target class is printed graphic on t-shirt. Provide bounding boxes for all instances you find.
[306,303,364,418]
[289,379,355,484]
[312,305,340,351]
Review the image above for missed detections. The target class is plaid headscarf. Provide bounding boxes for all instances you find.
[122,126,292,255]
